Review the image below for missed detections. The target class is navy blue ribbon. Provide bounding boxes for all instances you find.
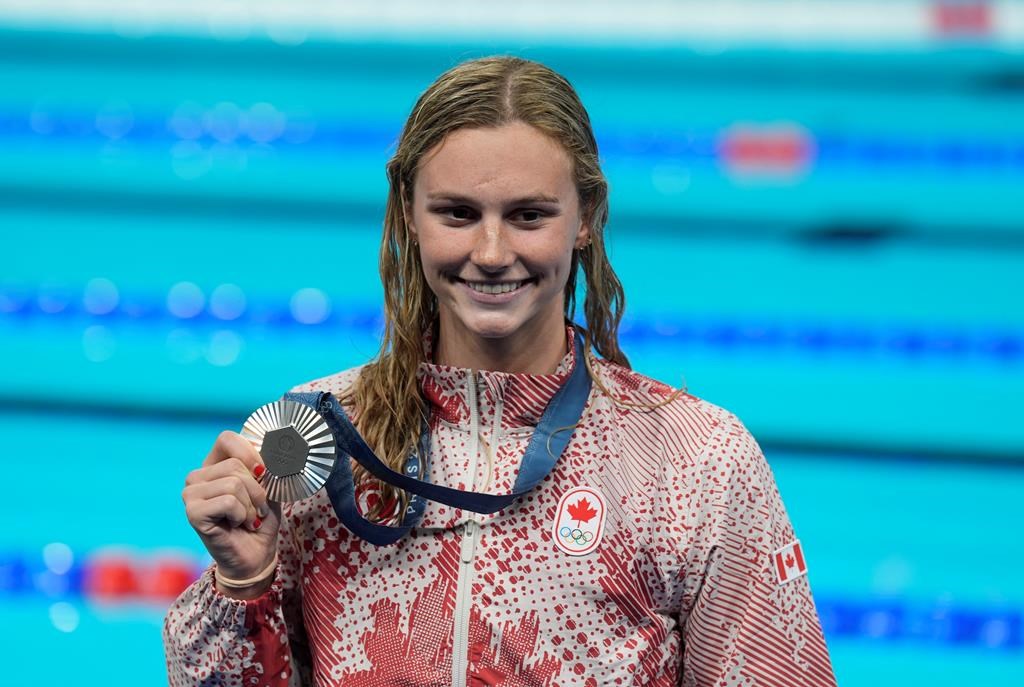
[284,332,592,545]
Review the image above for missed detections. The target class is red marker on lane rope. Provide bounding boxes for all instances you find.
[932,0,992,37]
[718,122,815,178]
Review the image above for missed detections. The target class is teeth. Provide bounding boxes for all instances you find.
[467,281,523,295]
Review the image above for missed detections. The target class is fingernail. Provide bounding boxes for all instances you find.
[253,517,262,530]
[258,504,269,518]
[253,464,266,479]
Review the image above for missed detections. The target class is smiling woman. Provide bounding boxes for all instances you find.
[164,56,838,686]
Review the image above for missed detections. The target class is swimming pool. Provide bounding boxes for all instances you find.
[2,9,1022,684]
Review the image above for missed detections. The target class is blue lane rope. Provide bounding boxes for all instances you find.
[1,282,1020,364]
[2,108,1023,174]
[1,548,1020,650]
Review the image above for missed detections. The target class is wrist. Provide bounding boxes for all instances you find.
[214,553,278,600]
[214,573,275,600]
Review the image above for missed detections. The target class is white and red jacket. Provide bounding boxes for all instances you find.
[164,338,836,686]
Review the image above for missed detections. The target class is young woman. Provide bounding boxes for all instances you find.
[165,56,837,686]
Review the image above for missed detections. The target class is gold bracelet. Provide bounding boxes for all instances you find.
[215,553,278,589]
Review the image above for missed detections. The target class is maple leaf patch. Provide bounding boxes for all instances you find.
[553,487,606,556]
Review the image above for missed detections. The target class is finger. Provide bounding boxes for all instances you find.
[187,456,250,485]
[203,430,264,472]
[186,459,270,519]
[185,493,250,534]
[183,475,266,526]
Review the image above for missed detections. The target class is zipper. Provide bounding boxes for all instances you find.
[452,371,483,687]
[452,518,479,687]
[481,384,504,493]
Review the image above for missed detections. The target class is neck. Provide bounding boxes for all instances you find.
[435,319,570,375]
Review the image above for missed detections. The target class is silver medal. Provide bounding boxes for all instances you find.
[240,400,336,502]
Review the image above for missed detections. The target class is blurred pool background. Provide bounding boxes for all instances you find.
[1,1,1022,684]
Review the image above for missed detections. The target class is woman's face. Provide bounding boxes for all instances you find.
[408,121,590,358]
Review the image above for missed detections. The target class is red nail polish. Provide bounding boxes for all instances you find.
[253,465,266,478]
[253,517,262,530]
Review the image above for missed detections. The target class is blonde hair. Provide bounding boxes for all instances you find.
[341,56,630,518]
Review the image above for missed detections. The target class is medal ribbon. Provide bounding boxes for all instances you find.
[284,331,592,545]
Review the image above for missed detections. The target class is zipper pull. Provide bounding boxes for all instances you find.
[460,520,478,563]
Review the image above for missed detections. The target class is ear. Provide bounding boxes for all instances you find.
[573,218,591,250]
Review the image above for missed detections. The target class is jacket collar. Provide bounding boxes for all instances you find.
[417,325,577,431]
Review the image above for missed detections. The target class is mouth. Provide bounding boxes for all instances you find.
[452,276,536,296]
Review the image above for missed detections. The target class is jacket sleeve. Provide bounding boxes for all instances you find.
[679,413,836,687]
[162,503,311,687]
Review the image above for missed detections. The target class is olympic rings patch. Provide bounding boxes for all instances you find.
[552,486,606,556]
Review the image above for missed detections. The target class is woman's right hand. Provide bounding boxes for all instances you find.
[182,430,280,598]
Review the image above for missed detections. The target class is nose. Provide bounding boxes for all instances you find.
[470,217,514,273]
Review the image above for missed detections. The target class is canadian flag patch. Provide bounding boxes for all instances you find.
[552,486,606,556]
[773,540,808,585]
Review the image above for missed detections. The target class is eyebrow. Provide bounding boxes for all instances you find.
[425,193,561,206]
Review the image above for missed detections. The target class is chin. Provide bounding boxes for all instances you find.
[467,321,523,341]
[459,309,541,339]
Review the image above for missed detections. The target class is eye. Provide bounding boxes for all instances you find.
[435,206,475,222]
[513,209,545,224]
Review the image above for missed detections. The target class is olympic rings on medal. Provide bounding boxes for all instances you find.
[558,526,594,545]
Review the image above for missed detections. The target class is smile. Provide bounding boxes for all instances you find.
[465,280,525,294]
[452,276,536,300]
